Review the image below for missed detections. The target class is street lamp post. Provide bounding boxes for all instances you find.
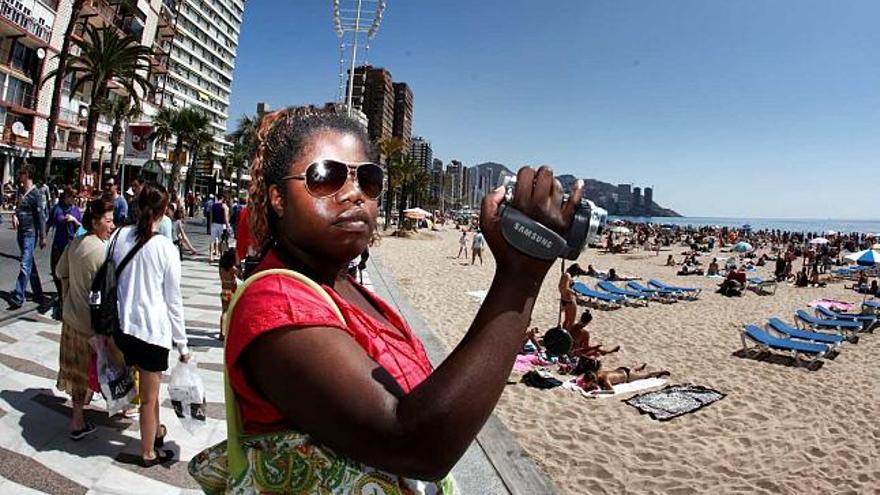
[333,0,386,117]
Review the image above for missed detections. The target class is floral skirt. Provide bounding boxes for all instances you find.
[189,430,456,494]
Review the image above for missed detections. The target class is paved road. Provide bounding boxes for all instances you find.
[0,210,55,322]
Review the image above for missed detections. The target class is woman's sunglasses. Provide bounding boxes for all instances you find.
[281,160,384,200]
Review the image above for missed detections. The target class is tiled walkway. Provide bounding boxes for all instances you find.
[0,258,225,495]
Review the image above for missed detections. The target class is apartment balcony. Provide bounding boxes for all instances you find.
[80,0,144,40]
[0,0,53,46]
[58,107,85,129]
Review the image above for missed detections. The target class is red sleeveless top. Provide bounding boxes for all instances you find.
[225,250,434,434]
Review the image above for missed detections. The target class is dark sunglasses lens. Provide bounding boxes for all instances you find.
[356,164,384,199]
[306,160,348,197]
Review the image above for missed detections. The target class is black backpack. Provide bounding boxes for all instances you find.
[89,230,153,335]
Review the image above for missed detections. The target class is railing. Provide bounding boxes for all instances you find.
[2,127,31,147]
[0,0,52,42]
[59,107,83,126]
[2,85,35,109]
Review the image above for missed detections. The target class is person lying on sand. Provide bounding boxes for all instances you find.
[578,364,670,392]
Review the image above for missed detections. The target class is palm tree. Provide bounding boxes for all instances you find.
[44,24,152,182]
[94,95,140,180]
[151,106,212,194]
[229,114,260,162]
[41,0,86,180]
[396,154,420,229]
[376,137,405,230]
[186,127,215,194]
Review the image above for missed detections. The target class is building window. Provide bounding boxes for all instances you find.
[10,42,39,80]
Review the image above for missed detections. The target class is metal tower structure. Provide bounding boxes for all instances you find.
[333,0,387,116]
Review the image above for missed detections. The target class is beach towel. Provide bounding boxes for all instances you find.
[625,384,725,421]
[808,299,855,312]
[513,354,551,374]
[562,377,667,399]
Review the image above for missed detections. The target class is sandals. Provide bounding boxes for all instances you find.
[154,424,167,448]
[141,448,174,468]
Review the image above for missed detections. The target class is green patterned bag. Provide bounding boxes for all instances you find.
[187,269,455,494]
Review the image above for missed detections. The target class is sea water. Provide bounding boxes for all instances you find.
[610,216,880,234]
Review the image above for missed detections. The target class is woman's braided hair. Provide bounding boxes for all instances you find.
[248,104,373,252]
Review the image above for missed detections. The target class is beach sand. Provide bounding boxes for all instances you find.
[374,228,879,494]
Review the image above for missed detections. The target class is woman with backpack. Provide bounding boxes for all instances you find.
[55,197,116,440]
[112,184,190,467]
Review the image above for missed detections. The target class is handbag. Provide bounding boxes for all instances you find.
[187,268,455,494]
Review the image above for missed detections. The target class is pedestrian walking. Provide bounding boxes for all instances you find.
[8,164,47,310]
[55,197,119,440]
[457,230,468,259]
[111,184,190,467]
[209,193,230,263]
[471,228,485,265]
[104,179,127,228]
[173,206,198,260]
[48,187,82,319]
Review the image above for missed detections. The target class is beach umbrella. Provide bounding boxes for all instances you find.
[809,237,830,245]
[609,226,631,234]
[403,207,433,218]
[845,249,880,267]
[844,249,880,302]
[733,241,753,253]
[825,230,838,236]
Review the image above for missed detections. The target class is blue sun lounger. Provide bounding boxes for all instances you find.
[741,324,830,367]
[767,318,846,348]
[597,281,650,306]
[814,306,876,329]
[648,279,702,298]
[795,310,863,334]
[572,282,624,309]
[625,281,679,302]
[747,277,778,295]
[864,299,880,314]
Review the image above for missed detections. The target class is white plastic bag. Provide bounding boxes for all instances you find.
[168,360,207,434]
[90,336,136,416]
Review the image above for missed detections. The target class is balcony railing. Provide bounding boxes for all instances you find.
[59,107,83,127]
[0,0,52,42]
[2,127,31,148]
[2,87,35,109]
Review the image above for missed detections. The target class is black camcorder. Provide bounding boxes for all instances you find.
[498,177,607,261]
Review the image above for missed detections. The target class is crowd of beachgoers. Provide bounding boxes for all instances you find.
[375,220,879,494]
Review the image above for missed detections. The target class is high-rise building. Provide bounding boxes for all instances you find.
[632,187,642,214]
[466,162,514,209]
[349,65,394,143]
[445,159,465,209]
[163,0,244,142]
[0,0,246,191]
[410,136,431,170]
[392,82,413,148]
[430,158,444,209]
[616,183,631,214]
[644,187,653,213]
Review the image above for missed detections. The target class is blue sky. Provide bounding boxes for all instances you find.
[228,1,880,219]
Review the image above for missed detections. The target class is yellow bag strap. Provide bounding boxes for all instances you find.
[222,268,345,482]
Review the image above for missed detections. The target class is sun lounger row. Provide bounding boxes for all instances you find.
[740,306,875,368]
[864,299,880,314]
[571,279,702,309]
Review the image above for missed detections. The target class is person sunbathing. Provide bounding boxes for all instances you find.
[578,364,670,392]
[568,311,619,358]
[707,258,720,276]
